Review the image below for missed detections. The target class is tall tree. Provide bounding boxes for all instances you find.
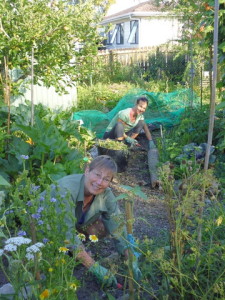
[0,0,113,102]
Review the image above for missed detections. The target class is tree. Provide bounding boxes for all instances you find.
[166,0,224,100]
[0,0,113,104]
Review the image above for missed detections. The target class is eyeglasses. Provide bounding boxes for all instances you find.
[92,171,112,184]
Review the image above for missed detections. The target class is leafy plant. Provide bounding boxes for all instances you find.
[0,163,81,299]
[97,139,128,151]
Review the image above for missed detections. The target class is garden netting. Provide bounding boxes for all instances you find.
[72,88,199,138]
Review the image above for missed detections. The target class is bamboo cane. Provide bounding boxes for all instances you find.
[125,199,135,300]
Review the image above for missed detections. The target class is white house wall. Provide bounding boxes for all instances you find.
[139,17,182,47]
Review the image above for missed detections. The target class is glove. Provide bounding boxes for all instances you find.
[89,262,117,288]
[148,140,156,149]
[132,258,142,282]
[125,136,138,146]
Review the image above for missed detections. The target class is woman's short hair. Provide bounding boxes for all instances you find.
[89,155,118,173]
[136,96,149,105]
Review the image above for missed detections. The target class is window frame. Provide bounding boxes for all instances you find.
[128,20,139,44]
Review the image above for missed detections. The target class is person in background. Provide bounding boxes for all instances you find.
[49,155,141,288]
[103,96,156,150]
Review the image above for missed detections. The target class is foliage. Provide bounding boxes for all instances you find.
[0,0,113,100]
[168,0,225,98]
[97,139,128,151]
[156,104,224,182]
[77,82,134,111]
[0,165,82,299]
[144,49,187,82]
[89,50,187,91]
[0,102,95,184]
[149,163,225,299]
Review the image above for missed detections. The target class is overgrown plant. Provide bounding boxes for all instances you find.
[0,103,93,184]
[154,162,225,299]
[0,159,80,299]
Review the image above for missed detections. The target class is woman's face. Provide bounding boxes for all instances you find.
[135,100,147,115]
[84,167,113,196]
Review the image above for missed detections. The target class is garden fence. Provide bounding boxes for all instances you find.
[98,46,210,89]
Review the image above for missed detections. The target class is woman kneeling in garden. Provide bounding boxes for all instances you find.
[49,155,141,288]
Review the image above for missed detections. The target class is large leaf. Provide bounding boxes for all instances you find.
[0,175,11,187]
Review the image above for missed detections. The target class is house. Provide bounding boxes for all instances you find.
[100,1,183,50]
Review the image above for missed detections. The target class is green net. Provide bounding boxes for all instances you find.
[72,88,200,138]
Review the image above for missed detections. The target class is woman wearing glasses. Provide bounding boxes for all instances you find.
[50,155,141,288]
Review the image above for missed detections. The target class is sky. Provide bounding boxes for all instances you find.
[107,0,147,15]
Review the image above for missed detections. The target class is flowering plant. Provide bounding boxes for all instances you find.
[0,162,80,299]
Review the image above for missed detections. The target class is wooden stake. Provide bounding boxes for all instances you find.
[125,200,135,300]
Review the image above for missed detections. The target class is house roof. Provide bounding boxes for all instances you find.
[103,1,167,23]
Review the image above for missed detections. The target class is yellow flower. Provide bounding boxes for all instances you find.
[69,283,77,291]
[216,216,223,226]
[58,246,69,253]
[77,233,86,241]
[39,289,50,299]
[48,268,53,273]
[89,235,98,243]
[26,137,34,145]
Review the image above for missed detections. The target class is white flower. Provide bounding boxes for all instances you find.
[4,244,17,252]
[0,249,4,256]
[26,243,44,254]
[5,237,31,246]
[26,245,40,253]
[35,242,44,249]
[25,253,34,260]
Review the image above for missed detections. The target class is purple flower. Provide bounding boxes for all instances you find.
[38,220,44,225]
[37,206,44,213]
[43,238,49,244]
[50,197,57,203]
[20,155,29,160]
[5,210,14,215]
[26,201,32,207]
[39,196,45,202]
[18,230,27,236]
[31,185,40,191]
[31,213,41,220]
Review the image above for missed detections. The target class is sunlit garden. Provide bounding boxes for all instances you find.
[0,0,225,299]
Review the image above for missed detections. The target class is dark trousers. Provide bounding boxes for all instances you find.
[103,120,144,139]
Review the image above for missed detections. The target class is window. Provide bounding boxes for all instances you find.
[106,31,113,45]
[128,20,139,44]
[116,24,124,44]
[107,23,124,45]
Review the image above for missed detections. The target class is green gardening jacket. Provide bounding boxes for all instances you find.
[51,174,127,254]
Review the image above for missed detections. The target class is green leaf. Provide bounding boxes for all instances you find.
[216,102,225,110]
[106,293,116,300]
[0,175,11,187]
[120,184,134,191]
